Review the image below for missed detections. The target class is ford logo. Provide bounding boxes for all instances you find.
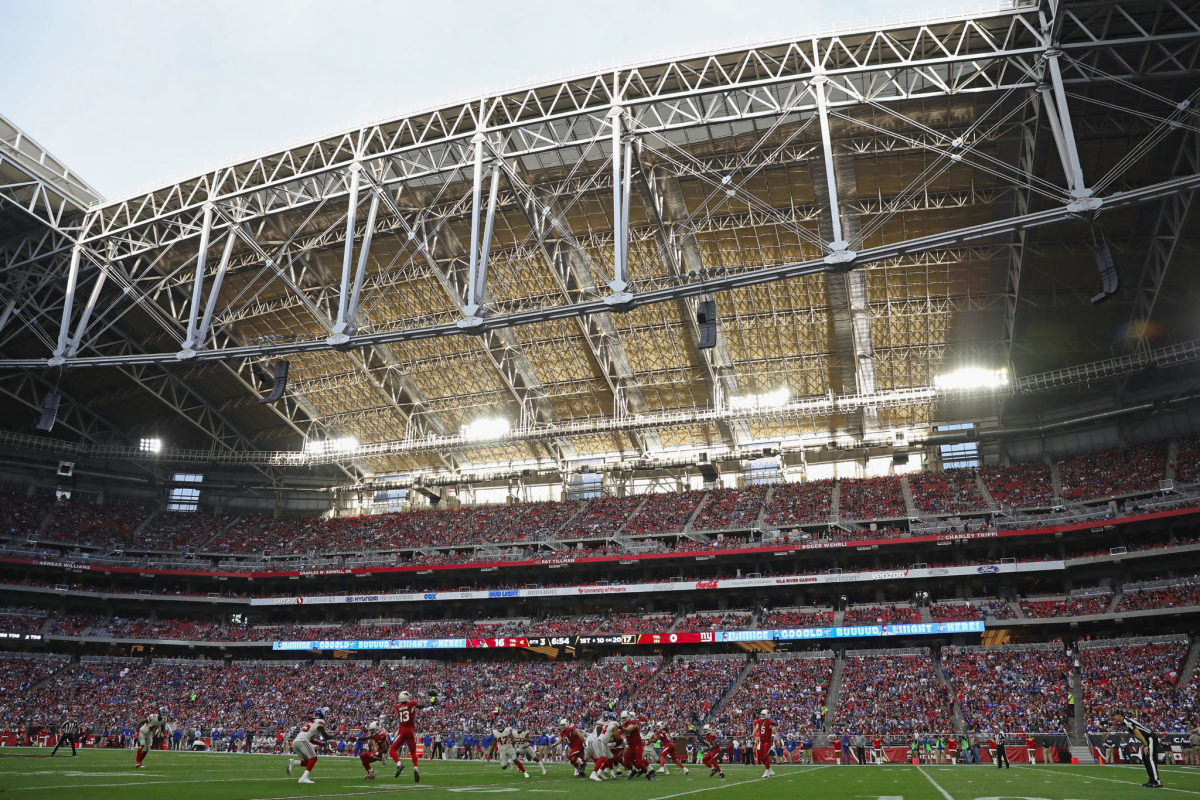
[977,565,1000,574]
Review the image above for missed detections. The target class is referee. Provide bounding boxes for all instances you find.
[1110,711,1163,788]
[50,718,80,757]
[994,730,1010,769]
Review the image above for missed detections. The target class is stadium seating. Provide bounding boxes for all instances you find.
[929,602,982,621]
[634,657,744,732]
[1058,443,1167,501]
[941,644,1071,732]
[842,604,920,625]
[908,469,987,514]
[40,500,151,549]
[762,479,833,527]
[837,476,906,520]
[692,486,768,531]
[1019,594,1113,618]
[980,463,1054,508]
[559,496,642,539]
[834,652,952,734]
[1079,638,1192,732]
[624,491,706,535]
[716,654,833,735]
[0,491,51,540]
[1177,436,1200,484]
[1114,581,1200,612]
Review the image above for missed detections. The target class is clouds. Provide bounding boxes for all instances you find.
[0,0,949,200]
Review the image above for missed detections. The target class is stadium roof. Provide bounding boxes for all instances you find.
[0,0,1198,484]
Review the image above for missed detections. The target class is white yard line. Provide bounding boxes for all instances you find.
[646,765,828,800]
[1038,765,1200,795]
[915,765,956,800]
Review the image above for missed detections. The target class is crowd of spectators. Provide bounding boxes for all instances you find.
[975,600,1018,620]
[759,608,834,628]
[559,496,642,539]
[717,656,832,736]
[0,491,51,540]
[908,470,986,514]
[941,645,1071,732]
[835,654,952,734]
[624,491,705,536]
[837,476,906,520]
[202,515,322,556]
[980,464,1054,508]
[464,501,583,544]
[1177,436,1200,484]
[762,480,832,528]
[1114,581,1200,612]
[636,658,744,732]
[680,611,753,631]
[692,487,768,531]
[929,602,982,622]
[0,607,47,634]
[40,501,151,549]
[0,654,70,705]
[135,511,233,552]
[1020,594,1113,618]
[1080,640,1192,732]
[1058,443,1167,501]
[842,605,919,625]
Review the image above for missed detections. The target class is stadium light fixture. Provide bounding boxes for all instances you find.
[139,437,162,454]
[933,367,1009,392]
[461,417,511,442]
[728,387,790,411]
[304,436,359,455]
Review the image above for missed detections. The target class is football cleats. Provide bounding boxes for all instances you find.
[398,691,411,702]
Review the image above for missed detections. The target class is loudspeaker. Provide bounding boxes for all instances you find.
[36,392,61,432]
[893,453,909,466]
[697,299,717,350]
[698,460,720,483]
[259,360,290,404]
[1090,245,1119,304]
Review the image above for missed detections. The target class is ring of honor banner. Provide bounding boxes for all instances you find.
[271,620,984,651]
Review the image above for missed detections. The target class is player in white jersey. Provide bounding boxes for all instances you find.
[513,728,548,775]
[601,717,625,777]
[287,707,333,785]
[492,724,531,778]
[134,707,168,768]
[585,722,607,781]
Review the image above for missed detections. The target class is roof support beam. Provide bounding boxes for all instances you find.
[631,156,747,448]
[490,142,661,456]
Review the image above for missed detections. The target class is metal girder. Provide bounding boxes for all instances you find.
[3,169,1198,371]
[1001,96,1044,373]
[631,159,747,448]
[0,370,118,444]
[371,179,577,465]
[495,152,661,456]
[0,113,100,235]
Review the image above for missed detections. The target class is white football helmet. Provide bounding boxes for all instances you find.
[398,691,411,702]
[367,721,380,733]
[559,718,569,727]
[620,710,631,721]
[703,724,711,732]
[760,709,770,719]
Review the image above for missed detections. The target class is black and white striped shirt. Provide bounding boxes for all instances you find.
[60,720,78,736]
[1122,717,1157,740]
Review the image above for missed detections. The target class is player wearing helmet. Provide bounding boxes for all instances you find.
[752,709,780,778]
[559,719,587,777]
[652,721,689,775]
[134,706,168,768]
[619,712,655,780]
[360,721,390,779]
[390,690,428,782]
[700,724,725,778]
[287,708,332,784]
[492,722,530,778]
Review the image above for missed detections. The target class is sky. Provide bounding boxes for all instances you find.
[0,0,978,201]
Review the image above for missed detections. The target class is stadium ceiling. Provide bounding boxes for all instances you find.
[1,0,1199,482]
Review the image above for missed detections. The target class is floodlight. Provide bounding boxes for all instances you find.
[139,437,163,454]
[728,387,790,411]
[933,367,1009,391]
[461,417,511,441]
[304,437,359,454]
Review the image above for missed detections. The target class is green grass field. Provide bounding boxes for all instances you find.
[2,749,1198,799]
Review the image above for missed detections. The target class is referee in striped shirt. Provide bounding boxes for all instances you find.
[1110,711,1162,788]
[50,718,80,757]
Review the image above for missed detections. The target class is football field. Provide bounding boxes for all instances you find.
[2,750,1198,799]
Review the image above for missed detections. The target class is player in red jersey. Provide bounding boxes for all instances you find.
[752,709,780,778]
[651,721,689,775]
[700,724,725,778]
[559,719,587,777]
[618,711,655,780]
[1025,733,1038,764]
[360,722,390,779]
[389,691,426,783]
[872,736,886,764]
